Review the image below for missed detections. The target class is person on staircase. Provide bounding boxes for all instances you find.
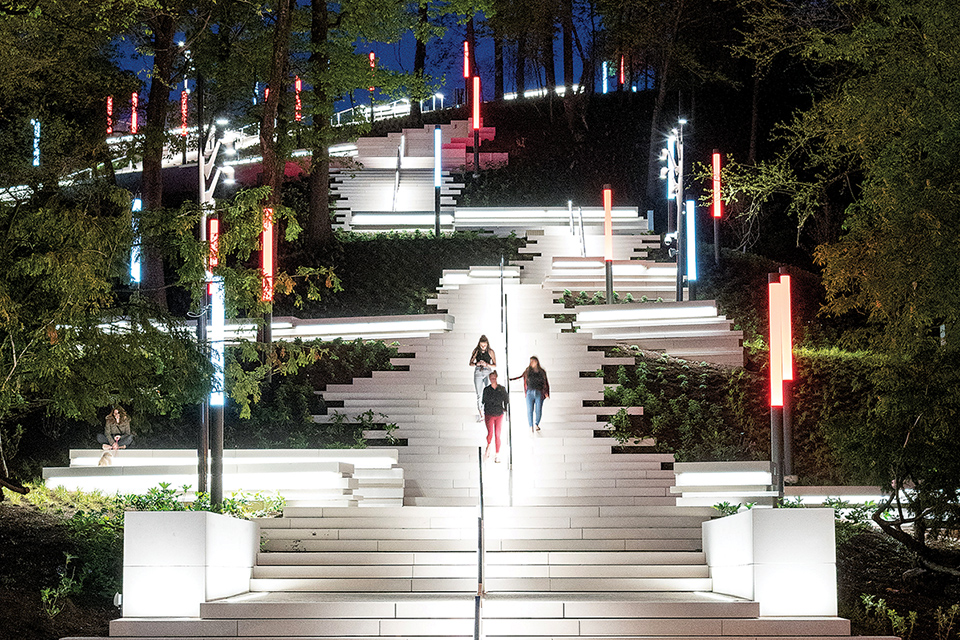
[481,371,509,463]
[512,356,550,432]
[469,335,497,421]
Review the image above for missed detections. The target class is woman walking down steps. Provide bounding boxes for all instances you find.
[512,355,550,432]
[468,334,496,421]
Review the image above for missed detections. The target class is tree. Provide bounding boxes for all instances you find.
[728,0,960,569]
[0,186,209,473]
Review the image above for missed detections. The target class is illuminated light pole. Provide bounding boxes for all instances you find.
[659,119,686,301]
[261,208,275,302]
[130,92,138,134]
[294,76,302,122]
[181,83,189,165]
[434,125,442,238]
[463,40,470,104]
[30,119,40,166]
[619,55,625,91]
[472,75,481,177]
[602,61,608,94]
[712,150,722,265]
[130,198,142,285]
[369,51,376,122]
[209,270,225,505]
[685,199,698,300]
[603,185,614,303]
[198,122,231,506]
[768,271,794,499]
[106,96,113,135]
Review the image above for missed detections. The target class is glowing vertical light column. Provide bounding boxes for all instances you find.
[434,126,442,237]
[685,199,697,283]
[619,55,625,88]
[209,216,224,407]
[712,150,721,265]
[368,52,376,91]
[181,90,188,137]
[130,198,142,284]
[463,41,470,79]
[130,92,139,134]
[261,208,274,302]
[767,277,792,407]
[209,275,225,407]
[712,151,723,219]
[472,76,481,175]
[106,96,113,135]
[602,61,609,94]
[779,275,793,383]
[208,218,220,269]
[666,135,676,200]
[603,185,614,303]
[472,76,481,127]
[294,76,302,122]
[31,119,40,166]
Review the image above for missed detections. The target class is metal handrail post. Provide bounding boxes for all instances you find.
[578,206,586,257]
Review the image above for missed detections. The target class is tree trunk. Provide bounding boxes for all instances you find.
[260,0,294,208]
[140,12,177,311]
[543,26,556,93]
[645,3,684,213]
[494,31,504,100]
[516,32,527,99]
[561,0,574,95]
[307,0,334,251]
[748,67,760,164]
[410,1,428,124]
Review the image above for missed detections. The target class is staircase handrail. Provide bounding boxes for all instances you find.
[577,206,587,256]
[475,447,485,639]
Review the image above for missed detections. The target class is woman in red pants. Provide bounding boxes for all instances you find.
[481,371,509,463]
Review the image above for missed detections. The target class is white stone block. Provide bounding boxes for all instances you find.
[122,511,257,618]
[702,508,837,616]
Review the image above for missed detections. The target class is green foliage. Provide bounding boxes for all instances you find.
[40,553,82,619]
[604,356,755,463]
[860,595,918,640]
[936,604,960,640]
[558,290,635,308]
[282,231,524,317]
[65,510,123,601]
[712,501,754,517]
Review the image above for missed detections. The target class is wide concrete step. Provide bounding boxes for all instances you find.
[260,537,705,553]
[248,576,714,593]
[255,551,707,566]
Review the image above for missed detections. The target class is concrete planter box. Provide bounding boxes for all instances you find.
[702,508,837,617]
[122,511,257,617]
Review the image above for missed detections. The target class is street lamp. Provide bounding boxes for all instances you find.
[603,185,614,302]
[197,122,231,506]
[768,270,794,498]
[660,118,687,301]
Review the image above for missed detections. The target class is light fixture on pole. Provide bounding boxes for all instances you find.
[434,125,442,238]
[472,75,481,177]
[618,55,625,91]
[659,119,686,301]
[685,199,697,300]
[198,122,230,506]
[368,52,376,121]
[130,92,138,134]
[130,198,142,285]
[106,96,113,135]
[31,119,40,167]
[603,185,614,303]
[602,61,608,94]
[768,271,794,499]
[294,76,302,122]
[712,150,722,265]
[463,40,470,104]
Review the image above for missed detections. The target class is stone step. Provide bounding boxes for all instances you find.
[255,550,707,566]
[247,575,715,593]
[251,563,710,579]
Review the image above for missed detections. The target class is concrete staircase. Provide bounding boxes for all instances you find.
[76,225,892,640]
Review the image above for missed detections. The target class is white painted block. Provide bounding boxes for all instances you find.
[122,511,257,618]
[702,508,838,616]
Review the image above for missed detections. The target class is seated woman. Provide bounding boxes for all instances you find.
[98,406,134,450]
